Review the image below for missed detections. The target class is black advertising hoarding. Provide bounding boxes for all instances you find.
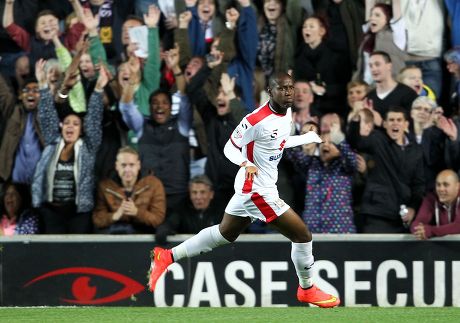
[0,235,459,307]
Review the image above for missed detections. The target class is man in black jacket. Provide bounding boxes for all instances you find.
[155,175,225,244]
[347,106,425,233]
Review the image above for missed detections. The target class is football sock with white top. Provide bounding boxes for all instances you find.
[291,241,315,289]
[172,224,230,261]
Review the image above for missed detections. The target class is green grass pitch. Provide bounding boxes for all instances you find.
[0,307,459,323]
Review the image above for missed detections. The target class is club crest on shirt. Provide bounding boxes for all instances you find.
[233,128,243,139]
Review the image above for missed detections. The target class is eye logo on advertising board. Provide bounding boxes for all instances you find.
[23,267,145,305]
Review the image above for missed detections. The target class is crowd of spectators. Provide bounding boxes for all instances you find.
[1,0,460,240]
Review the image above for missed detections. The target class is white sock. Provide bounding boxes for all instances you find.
[291,241,314,289]
[172,224,230,261]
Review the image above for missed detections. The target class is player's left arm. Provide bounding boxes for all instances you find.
[284,131,322,148]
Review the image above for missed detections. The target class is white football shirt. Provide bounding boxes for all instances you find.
[230,101,292,194]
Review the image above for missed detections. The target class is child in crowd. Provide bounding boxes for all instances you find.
[286,114,357,233]
[398,66,437,102]
[1,182,39,235]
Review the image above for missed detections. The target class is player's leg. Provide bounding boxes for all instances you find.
[270,208,340,307]
[148,212,250,292]
[172,213,251,261]
[269,207,312,242]
[269,208,314,288]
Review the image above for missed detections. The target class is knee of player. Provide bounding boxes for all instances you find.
[219,229,239,242]
[218,225,240,242]
[291,229,312,243]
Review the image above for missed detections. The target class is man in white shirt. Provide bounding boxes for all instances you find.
[146,72,340,308]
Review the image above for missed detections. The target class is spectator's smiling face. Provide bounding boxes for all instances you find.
[79,54,96,79]
[61,115,82,144]
[150,93,172,124]
[264,0,283,24]
[4,185,21,218]
[21,83,40,111]
[197,0,215,23]
[302,18,326,46]
[401,68,423,94]
[383,112,408,144]
[369,7,388,33]
[436,173,460,204]
[190,183,214,211]
[36,14,59,41]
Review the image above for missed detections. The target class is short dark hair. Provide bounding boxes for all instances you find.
[22,76,38,87]
[0,181,32,216]
[35,10,58,28]
[370,51,392,63]
[268,72,292,91]
[385,106,408,120]
[305,14,329,39]
[124,15,144,26]
[189,175,213,190]
[149,89,172,106]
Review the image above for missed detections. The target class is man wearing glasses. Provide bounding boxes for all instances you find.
[0,74,43,185]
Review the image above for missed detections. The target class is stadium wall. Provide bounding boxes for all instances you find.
[0,234,459,307]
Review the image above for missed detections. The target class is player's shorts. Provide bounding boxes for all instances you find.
[224,191,290,223]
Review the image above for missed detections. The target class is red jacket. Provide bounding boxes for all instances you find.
[411,192,460,238]
[6,22,84,53]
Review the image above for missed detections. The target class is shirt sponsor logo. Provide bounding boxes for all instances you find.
[269,153,283,161]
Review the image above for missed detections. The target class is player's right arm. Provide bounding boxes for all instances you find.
[224,140,258,180]
[224,117,259,180]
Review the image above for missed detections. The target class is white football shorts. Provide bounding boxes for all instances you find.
[225,191,290,223]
